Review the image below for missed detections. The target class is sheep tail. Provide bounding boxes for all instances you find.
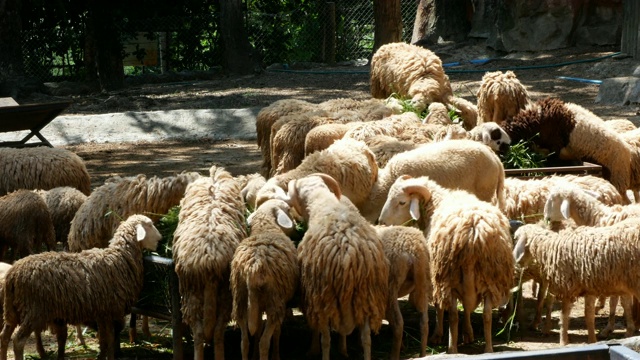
[247,285,261,336]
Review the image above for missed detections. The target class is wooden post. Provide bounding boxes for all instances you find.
[325,2,336,65]
[622,0,640,59]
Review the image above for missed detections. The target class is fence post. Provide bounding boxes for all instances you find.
[324,2,336,65]
[622,0,640,59]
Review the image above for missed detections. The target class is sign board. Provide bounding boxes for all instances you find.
[123,32,159,67]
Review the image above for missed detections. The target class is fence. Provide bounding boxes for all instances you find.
[20,0,417,83]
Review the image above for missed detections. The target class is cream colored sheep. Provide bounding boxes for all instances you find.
[33,187,87,250]
[502,98,640,203]
[256,99,318,177]
[239,173,267,211]
[375,225,431,360]
[513,220,640,345]
[304,123,352,156]
[231,199,298,360]
[605,119,637,133]
[256,138,378,212]
[0,147,91,196]
[172,166,248,360]
[68,172,200,252]
[0,214,161,360]
[364,135,419,168]
[284,174,388,360]
[422,102,451,126]
[361,139,506,223]
[477,70,531,124]
[378,175,514,353]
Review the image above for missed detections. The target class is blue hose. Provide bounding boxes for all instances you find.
[556,76,603,85]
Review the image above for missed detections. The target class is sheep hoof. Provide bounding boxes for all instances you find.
[429,333,443,345]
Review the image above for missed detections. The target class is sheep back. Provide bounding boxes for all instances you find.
[477,70,530,124]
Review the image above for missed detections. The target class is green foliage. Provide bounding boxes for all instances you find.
[152,206,181,258]
[500,135,550,170]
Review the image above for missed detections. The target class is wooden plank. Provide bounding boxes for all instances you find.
[0,98,19,107]
[622,0,640,59]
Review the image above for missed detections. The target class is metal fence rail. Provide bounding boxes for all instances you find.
[20,0,417,83]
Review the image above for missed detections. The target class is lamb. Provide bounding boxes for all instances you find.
[370,42,477,129]
[501,98,640,202]
[0,147,91,196]
[0,190,56,261]
[33,187,87,250]
[466,122,511,153]
[230,199,299,360]
[477,70,531,124]
[282,173,388,360]
[513,220,640,345]
[375,225,431,360]
[172,166,248,360]
[68,171,200,252]
[364,135,420,168]
[0,214,161,360]
[378,174,514,353]
[422,102,451,126]
[255,138,378,212]
[361,139,506,223]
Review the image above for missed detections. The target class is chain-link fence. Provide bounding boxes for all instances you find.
[20,0,417,83]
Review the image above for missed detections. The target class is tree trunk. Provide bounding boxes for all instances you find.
[411,0,472,46]
[219,0,258,75]
[88,0,124,91]
[622,0,640,58]
[0,0,23,97]
[373,0,402,54]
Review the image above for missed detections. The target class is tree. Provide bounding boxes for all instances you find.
[373,0,402,54]
[0,0,23,97]
[411,0,472,45]
[87,0,125,91]
[219,0,258,74]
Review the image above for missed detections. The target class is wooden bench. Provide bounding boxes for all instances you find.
[0,98,72,148]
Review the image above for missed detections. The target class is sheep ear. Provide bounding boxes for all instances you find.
[246,211,256,226]
[276,209,294,229]
[136,223,147,242]
[582,189,600,199]
[409,198,421,221]
[272,186,290,202]
[482,130,491,145]
[513,235,527,263]
[560,199,571,219]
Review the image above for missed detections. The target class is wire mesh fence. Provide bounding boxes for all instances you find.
[20,0,417,83]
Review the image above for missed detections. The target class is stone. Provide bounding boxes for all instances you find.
[596,77,640,106]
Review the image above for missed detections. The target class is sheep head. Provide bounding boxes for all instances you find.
[512,225,532,266]
[285,173,342,220]
[254,180,288,209]
[378,175,432,226]
[132,215,162,251]
[544,184,601,225]
[469,122,511,153]
[247,198,295,235]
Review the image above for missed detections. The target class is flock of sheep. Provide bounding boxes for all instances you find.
[0,41,639,360]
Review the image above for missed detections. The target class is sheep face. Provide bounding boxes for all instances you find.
[478,123,511,153]
[378,175,430,226]
[512,227,533,267]
[135,216,162,251]
[544,191,569,223]
[255,181,288,209]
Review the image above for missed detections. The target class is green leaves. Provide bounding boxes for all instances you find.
[500,134,550,170]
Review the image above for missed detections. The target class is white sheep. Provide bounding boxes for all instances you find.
[477,70,531,124]
[467,122,511,153]
[361,139,506,223]
[375,225,431,360]
[33,186,87,250]
[283,174,388,360]
[255,138,378,212]
[172,166,248,360]
[370,42,478,129]
[239,173,267,211]
[0,190,56,261]
[501,98,640,203]
[0,147,91,196]
[0,214,161,360]
[68,171,200,252]
[230,199,299,360]
[364,135,419,168]
[378,174,514,353]
[513,220,640,345]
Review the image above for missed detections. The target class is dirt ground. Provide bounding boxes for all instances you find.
[11,43,640,359]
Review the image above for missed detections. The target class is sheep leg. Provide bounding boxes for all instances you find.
[386,296,404,360]
[142,315,151,338]
[338,333,348,358]
[448,297,459,354]
[483,299,494,353]
[585,295,597,343]
[271,322,282,360]
[320,326,331,360]
[52,322,68,360]
[416,298,429,358]
[429,303,445,345]
[621,295,636,337]
[596,295,607,314]
[560,299,573,346]
[213,314,227,360]
[601,296,618,338]
[306,329,320,357]
[11,323,33,360]
[258,315,277,360]
[542,293,554,335]
[96,321,115,360]
[0,323,16,360]
[35,330,46,359]
[192,321,205,360]
[75,325,86,346]
[239,319,250,360]
[360,318,372,360]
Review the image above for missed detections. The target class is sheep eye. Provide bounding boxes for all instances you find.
[398,201,406,206]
